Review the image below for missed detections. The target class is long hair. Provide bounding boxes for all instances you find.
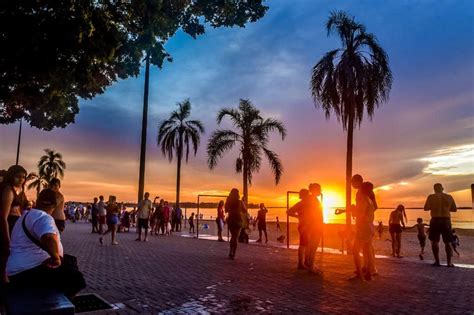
[0,165,28,209]
[225,188,240,211]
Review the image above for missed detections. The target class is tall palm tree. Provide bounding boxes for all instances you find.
[207,99,286,206]
[157,99,205,208]
[38,149,66,183]
[310,11,392,229]
[26,172,48,199]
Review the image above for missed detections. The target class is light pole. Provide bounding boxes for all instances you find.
[15,119,22,165]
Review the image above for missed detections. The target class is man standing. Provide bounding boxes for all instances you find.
[424,183,457,267]
[98,196,106,234]
[136,192,152,242]
[91,197,99,233]
[49,178,66,233]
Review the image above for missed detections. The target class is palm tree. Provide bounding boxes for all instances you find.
[38,149,66,183]
[310,11,392,229]
[157,99,205,208]
[26,172,48,199]
[207,99,286,206]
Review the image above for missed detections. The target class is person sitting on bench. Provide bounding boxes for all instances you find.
[6,188,86,299]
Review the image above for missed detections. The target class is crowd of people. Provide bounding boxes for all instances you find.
[0,162,462,300]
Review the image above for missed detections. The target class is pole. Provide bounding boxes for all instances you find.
[15,119,22,165]
[196,196,200,239]
[184,207,187,229]
[286,192,290,249]
[137,53,150,205]
[321,194,324,254]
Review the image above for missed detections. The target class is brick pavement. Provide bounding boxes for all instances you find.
[61,223,474,314]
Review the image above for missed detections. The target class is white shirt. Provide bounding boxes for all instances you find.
[98,201,106,216]
[137,199,152,219]
[7,209,64,276]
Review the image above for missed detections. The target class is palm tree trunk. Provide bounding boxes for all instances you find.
[243,158,249,208]
[176,135,183,209]
[345,115,354,230]
[138,52,150,204]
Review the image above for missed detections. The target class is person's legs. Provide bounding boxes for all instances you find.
[307,234,321,273]
[445,242,453,266]
[396,232,402,257]
[390,232,396,256]
[264,228,268,243]
[136,219,142,241]
[111,225,118,244]
[352,240,364,280]
[431,241,440,265]
[257,228,262,242]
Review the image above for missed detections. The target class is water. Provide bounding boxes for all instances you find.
[177,207,474,229]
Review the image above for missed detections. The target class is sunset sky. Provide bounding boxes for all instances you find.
[1,0,473,208]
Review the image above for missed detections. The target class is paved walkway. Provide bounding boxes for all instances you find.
[62,223,473,314]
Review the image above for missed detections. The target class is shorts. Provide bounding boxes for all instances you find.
[55,219,66,233]
[258,223,267,231]
[389,224,402,234]
[418,234,426,247]
[99,215,106,225]
[138,218,149,230]
[429,218,452,243]
[107,215,119,225]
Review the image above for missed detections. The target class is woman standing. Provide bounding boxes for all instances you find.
[389,205,405,258]
[216,200,225,242]
[0,165,28,283]
[100,196,120,245]
[225,189,246,259]
[256,203,268,243]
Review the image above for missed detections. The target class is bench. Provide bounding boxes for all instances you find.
[4,288,74,315]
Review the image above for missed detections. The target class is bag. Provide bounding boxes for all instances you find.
[22,212,79,271]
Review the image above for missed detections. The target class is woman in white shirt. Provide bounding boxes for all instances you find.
[7,188,86,298]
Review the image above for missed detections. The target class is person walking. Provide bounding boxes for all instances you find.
[216,201,225,242]
[98,196,106,234]
[256,203,268,243]
[424,183,457,267]
[136,192,152,242]
[49,178,66,233]
[225,189,246,259]
[90,197,100,233]
[188,212,195,234]
[100,196,120,245]
[389,205,406,257]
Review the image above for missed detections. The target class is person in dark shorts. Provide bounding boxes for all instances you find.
[410,218,429,260]
[189,213,195,234]
[91,197,100,233]
[256,203,268,243]
[136,193,152,242]
[424,183,457,267]
[225,189,246,259]
[388,205,405,258]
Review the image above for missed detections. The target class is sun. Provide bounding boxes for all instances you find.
[321,190,345,223]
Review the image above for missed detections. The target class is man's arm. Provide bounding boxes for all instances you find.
[423,196,431,211]
[449,196,457,212]
[287,202,301,218]
[40,233,61,268]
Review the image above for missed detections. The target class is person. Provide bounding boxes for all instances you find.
[451,229,460,256]
[225,189,246,259]
[287,189,313,270]
[189,213,195,234]
[424,183,457,267]
[256,203,268,243]
[67,203,76,222]
[7,188,86,298]
[216,201,225,242]
[90,197,100,233]
[121,209,131,233]
[136,192,152,242]
[100,196,120,245]
[351,175,378,276]
[389,205,405,257]
[163,201,171,235]
[154,199,164,235]
[377,221,383,239]
[0,165,29,283]
[307,183,324,273]
[276,216,281,232]
[98,196,106,234]
[410,218,429,260]
[351,182,376,281]
[49,178,66,233]
[175,206,182,232]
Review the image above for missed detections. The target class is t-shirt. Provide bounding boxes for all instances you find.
[137,199,152,219]
[7,209,63,276]
[424,193,457,218]
[98,201,106,216]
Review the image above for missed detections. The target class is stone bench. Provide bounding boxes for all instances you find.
[5,288,74,315]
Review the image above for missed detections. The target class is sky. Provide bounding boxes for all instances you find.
[1,0,473,209]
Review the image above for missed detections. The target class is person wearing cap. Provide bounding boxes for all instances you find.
[0,165,29,283]
[6,188,86,298]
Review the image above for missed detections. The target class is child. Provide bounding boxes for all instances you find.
[189,213,195,234]
[377,221,383,239]
[451,229,460,256]
[411,218,429,260]
[276,216,281,232]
